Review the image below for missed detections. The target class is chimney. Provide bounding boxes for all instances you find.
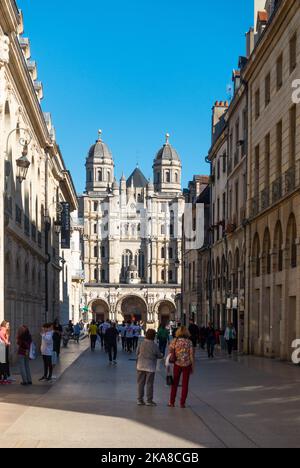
[254,0,266,33]
[212,101,228,143]
[246,27,254,57]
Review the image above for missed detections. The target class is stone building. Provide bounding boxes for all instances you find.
[182,176,210,326]
[80,132,185,327]
[244,0,300,360]
[0,0,77,349]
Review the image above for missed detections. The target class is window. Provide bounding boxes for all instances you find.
[98,169,103,182]
[94,224,97,234]
[290,33,297,74]
[94,269,98,282]
[254,145,260,196]
[169,247,173,259]
[222,153,227,173]
[165,171,171,183]
[161,225,166,235]
[101,246,105,258]
[255,89,260,120]
[175,172,179,183]
[265,73,271,107]
[277,54,283,90]
[107,171,111,183]
[161,270,165,282]
[161,247,165,259]
[222,193,226,220]
[276,121,283,176]
[168,270,173,282]
[290,105,297,167]
[101,270,106,283]
[94,202,98,212]
[265,134,270,188]
[94,246,98,258]
[170,224,174,236]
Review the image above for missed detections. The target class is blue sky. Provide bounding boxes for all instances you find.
[18,0,253,193]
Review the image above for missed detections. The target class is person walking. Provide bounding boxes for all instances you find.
[39,324,54,382]
[73,323,81,344]
[133,322,141,351]
[206,323,216,359]
[0,321,11,384]
[119,322,127,351]
[224,323,237,357]
[136,329,163,407]
[157,324,169,356]
[17,326,32,386]
[125,321,134,353]
[105,323,119,365]
[53,319,63,359]
[199,326,207,350]
[188,319,200,349]
[89,320,98,351]
[168,326,194,409]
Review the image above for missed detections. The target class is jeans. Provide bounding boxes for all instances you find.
[226,339,234,355]
[137,371,155,403]
[207,341,215,357]
[121,337,126,350]
[108,344,117,362]
[170,365,192,406]
[42,355,53,379]
[158,339,168,356]
[90,335,97,351]
[19,355,32,384]
[127,338,133,353]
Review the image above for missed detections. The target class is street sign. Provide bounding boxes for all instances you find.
[61,202,71,249]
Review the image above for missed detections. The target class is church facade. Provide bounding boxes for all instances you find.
[80,131,185,327]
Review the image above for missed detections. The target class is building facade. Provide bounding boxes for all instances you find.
[81,132,185,327]
[0,0,77,350]
[182,176,210,326]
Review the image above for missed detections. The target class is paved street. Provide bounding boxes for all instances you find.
[0,341,300,448]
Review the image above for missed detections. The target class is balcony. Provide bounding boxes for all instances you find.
[250,163,299,219]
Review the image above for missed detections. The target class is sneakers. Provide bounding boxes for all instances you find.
[146,401,157,407]
[137,400,146,406]
[113,361,117,365]
[39,377,46,382]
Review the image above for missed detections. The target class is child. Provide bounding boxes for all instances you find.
[39,323,54,382]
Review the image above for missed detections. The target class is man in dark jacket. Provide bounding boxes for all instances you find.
[188,319,200,348]
[104,323,119,365]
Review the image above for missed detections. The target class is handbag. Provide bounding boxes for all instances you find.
[169,339,177,364]
[166,375,174,386]
[29,342,37,361]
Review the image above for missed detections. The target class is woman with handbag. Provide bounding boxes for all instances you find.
[17,326,32,386]
[168,326,194,409]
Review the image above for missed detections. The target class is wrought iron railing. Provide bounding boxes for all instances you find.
[250,163,299,218]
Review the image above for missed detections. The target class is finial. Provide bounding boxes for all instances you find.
[98,129,103,141]
[165,133,170,144]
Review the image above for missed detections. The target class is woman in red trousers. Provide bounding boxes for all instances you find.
[168,326,195,408]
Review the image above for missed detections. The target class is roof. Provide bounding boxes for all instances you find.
[155,143,180,162]
[126,168,148,188]
[87,132,112,160]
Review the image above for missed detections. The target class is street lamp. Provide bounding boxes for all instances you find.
[16,141,31,183]
[5,128,32,184]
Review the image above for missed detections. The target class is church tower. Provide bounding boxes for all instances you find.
[153,134,182,193]
[85,130,115,193]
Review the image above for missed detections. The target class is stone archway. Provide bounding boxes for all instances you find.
[155,300,176,327]
[119,295,148,324]
[90,299,110,322]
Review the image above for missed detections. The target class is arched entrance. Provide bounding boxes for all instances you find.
[120,296,147,324]
[91,299,110,322]
[156,300,176,327]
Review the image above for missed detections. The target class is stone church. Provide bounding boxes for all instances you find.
[80,131,185,327]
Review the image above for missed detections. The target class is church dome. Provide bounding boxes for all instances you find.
[87,130,113,160]
[155,134,180,162]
